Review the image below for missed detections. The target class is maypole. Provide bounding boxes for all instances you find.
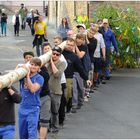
[0,44,66,90]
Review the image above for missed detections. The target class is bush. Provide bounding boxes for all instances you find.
[93,4,140,68]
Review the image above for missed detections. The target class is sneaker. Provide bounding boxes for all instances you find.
[87,94,91,98]
[52,126,59,133]
[101,81,106,84]
[71,108,77,113]
[86,92,91,98]
[84,96,89,102]
[59,123,64,129]
[48,127,52,133]
[89,89,94,93]
[105,76,111,80]
[76,105,82,109]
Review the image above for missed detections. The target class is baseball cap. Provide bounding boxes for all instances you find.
[103,18,108,24]
[76,24,86,29]
[23,51,34,58]
[52,46,62,54]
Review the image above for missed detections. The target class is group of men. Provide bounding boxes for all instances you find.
[0,10,120,139]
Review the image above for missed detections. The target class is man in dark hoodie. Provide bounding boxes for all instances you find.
[0,73,22,139]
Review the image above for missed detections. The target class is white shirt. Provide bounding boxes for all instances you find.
[94,32,105,58]
[60,54,67,84]
[12,14,22,25]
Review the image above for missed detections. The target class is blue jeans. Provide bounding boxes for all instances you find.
[33,35,45,56]
[1,22,7,35]
[105,48,111,77]
[0,125,15,139]
[18,107,40,139]
[36,44,43,57]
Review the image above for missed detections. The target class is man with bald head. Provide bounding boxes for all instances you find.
[67,30,76,39]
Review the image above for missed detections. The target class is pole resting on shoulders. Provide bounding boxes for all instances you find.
[0,43,66,90]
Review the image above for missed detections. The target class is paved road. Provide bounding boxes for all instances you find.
[0,15,57,71]
[55,69,140,139]
[0,16,140,139]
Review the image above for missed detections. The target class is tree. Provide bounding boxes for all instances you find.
[93,4,140,68]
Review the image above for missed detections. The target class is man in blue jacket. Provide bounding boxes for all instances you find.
[101,18,119,79]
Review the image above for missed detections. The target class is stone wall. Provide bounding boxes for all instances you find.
[47,1,140,27]
[48,1,88,31]
[75,1,88,16]
[47,1,56,27]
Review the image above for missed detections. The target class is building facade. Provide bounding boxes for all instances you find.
[0,1,46,14]
[47,1,88,31]
[1,1,140,29]
[47,1,140,30]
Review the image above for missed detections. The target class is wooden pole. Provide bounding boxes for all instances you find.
[0,43,66,90]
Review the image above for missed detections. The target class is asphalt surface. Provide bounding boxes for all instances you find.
[0,16,140,139]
